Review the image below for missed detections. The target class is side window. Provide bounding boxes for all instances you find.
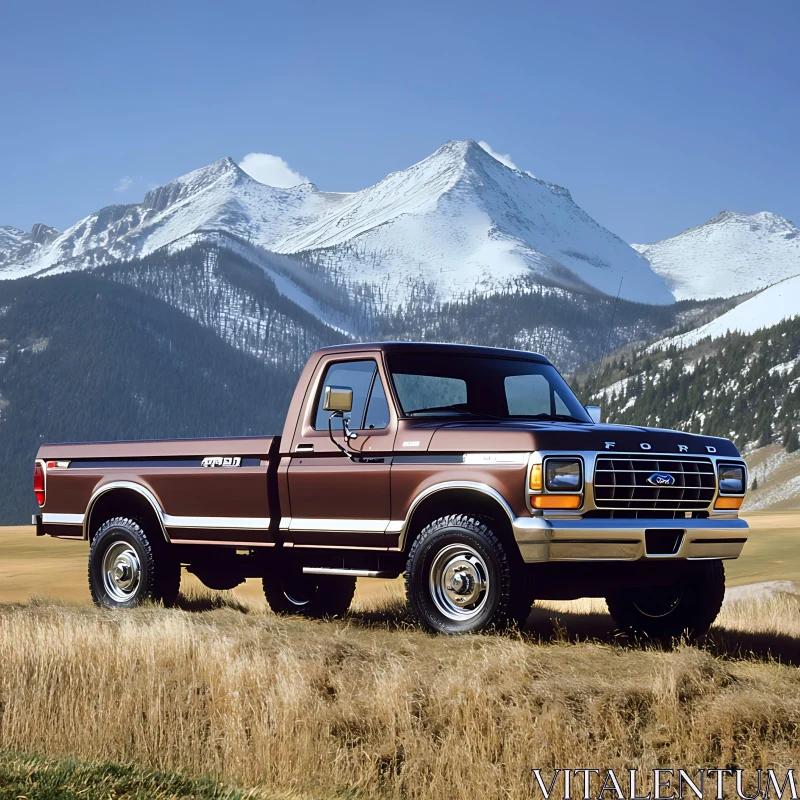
[313,360,391,431]
[364,376,390,430]
[314,361,376,430]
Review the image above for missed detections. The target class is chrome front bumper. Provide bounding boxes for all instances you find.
[512,516,749,563]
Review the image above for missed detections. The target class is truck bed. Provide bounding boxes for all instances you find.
[36,436,280,545]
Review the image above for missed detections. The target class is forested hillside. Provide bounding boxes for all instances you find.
[579,317,800,455]
[0,273,298,523]
[375,280,708,373]
[102,242,350,370]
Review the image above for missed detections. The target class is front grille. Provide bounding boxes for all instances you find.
[593,455,716,511]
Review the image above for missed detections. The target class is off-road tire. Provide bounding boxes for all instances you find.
[605,560,725,641]
[262,566,356,618]
[404,514,534,634]
[89,517,180,609]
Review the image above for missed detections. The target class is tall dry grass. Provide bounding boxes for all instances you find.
[1,588,800,799]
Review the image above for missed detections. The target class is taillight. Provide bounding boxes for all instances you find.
[33,461,45,507]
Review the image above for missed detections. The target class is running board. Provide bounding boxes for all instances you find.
[302,567,395,578]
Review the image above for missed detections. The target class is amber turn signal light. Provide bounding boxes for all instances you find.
[529,464,543,491]
[531,495,581,510]
[714,496,743,510]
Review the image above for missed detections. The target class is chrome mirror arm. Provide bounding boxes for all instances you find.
[327,412,358,459]
[343,416,359,442]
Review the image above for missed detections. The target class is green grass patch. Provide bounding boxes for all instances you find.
[0,750,271,800]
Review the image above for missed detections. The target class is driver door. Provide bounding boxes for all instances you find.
[285,355,396,548]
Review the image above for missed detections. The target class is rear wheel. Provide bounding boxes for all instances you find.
[404,514,533,634]
[89,517,180,608]
[262,566,355,618]
[605,560,725,640]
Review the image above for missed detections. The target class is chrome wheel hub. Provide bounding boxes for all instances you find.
[102,541,142,602]
[429,543,490,621]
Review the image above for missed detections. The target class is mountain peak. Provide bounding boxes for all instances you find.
[143,156,248,213]
[206,156,243,177]
[634,209,800,301]
[705,209,794,228]
[427,139,514,170]
[181,155,245,183]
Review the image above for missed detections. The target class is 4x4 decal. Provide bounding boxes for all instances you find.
[201,457,242,468]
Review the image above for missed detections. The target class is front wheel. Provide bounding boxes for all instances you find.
[89,517,180,608]
[605,560,725,641]
[404,514,533,634]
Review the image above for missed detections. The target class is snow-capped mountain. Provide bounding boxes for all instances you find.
[273,141,673,304]
[0,157,330,279]
[0,140,674,305]
[633,211,800,301]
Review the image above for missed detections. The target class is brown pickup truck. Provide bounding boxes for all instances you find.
[32,342,748,636]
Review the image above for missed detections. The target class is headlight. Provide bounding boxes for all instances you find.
[718,464,745,494]
[545,459,583,492]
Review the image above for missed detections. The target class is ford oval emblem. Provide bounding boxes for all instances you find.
[647,472,676,487]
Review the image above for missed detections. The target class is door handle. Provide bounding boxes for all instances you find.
[295,443,314,453]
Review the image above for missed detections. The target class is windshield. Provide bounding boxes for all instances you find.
[386,353,592,422]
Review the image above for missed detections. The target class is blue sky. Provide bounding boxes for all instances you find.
[1,0,797,244]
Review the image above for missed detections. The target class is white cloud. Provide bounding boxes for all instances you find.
[239,153,309,188]
[478,141,519,170]
[477,141,536,179]
[113,176,133,193]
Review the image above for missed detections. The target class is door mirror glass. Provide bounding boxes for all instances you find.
[323,385,353,413]
[585,405,601,424]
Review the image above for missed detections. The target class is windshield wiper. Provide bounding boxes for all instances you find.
[406,405,505,420]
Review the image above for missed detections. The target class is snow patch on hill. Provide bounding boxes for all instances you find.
[743,447,800,512]
[649,274,800,351]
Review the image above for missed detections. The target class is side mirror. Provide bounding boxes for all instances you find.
[585,405,601,424]
[323,385,353,414]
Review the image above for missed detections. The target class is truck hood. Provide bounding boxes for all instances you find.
[426,421,741,458]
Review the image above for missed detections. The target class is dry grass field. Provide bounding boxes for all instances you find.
[0,513,799,798]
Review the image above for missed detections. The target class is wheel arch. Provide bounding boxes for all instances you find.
[84,482,169,543]
[399,482,517,554]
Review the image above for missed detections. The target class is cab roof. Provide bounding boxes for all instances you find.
[312,341,553,365]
